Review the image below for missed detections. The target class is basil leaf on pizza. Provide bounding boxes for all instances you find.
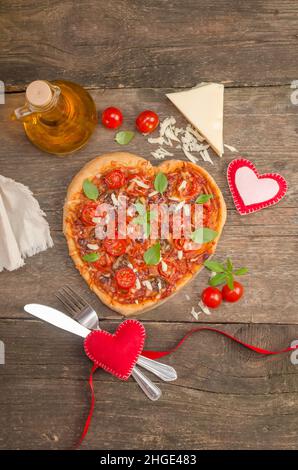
[195,194,213,204]
[144,242,161,265]
[191,228,218,244]
[82,252,100,262]
[83,179,99,201]
[154,172,168,194]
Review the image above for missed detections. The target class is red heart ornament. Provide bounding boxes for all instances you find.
[227,158,287,215]
[84,319,146,380]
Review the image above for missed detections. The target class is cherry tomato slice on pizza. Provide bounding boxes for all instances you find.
[81,202,99,226]
[103,238,127,257]
[115,267,136,289]
[105,169,126,189]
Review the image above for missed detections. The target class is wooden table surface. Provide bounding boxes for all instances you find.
[1,0,298,450]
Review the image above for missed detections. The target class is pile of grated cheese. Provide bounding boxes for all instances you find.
[148,116,214,165]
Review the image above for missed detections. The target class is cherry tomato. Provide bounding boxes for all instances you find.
[104,169,126,189]
[101,107,123,129]
[201,286,222,309]
[115,267,136,289]
[103,238,127,257]
[81,202,99,226]
[136,110,159,134]
[222,281,244,303]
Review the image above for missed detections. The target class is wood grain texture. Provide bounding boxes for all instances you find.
[1,0,298,90]
[0,83,298,448]
[0,86,297,324]
[0,319,297,449]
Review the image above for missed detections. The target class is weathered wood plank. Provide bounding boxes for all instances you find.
[1,1,298,90]
[1,232,297,324]
[1,86,298,210]
[0,320,297,449]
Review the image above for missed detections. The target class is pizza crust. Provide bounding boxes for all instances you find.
[63,152,227,316]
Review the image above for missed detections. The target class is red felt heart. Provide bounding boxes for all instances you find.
[227,158,287,215]
[84,320,146,380]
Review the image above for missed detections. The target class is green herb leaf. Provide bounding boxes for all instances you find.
[226,258,233,272]
[154,172,168,194]
[234,267,248,276]
[115,130,135,145]
[135,201,146,216]
[83,179,99,201]
[195,194,213,204]
[144,242,161,265]
[209,273,227,287]
[82,252,99,262]
[204,260,226,273]
[205,257,248,288]
[227,272,234,290]
[191,228,218,244]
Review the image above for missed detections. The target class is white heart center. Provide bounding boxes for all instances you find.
[235,167,279,205]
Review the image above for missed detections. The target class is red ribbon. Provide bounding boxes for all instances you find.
[78,327,297,447]
[76,363,98,449]
[142,326,296,359]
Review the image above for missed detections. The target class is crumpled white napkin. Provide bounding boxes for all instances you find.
[0,175,53,271]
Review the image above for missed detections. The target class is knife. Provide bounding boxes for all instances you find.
[24,303,91,338]
[24,304,176,381]
[24,304,168,402]
[24,304,176,379]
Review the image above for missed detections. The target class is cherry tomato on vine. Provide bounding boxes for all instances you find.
[104,169,126,189]
[102,107,123,129]
[201,286,222,309]
[222,281,244,303]
[136,110,159,134]
[115,267,136,290]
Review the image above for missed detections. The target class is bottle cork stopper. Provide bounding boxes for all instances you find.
[26,80,53,107]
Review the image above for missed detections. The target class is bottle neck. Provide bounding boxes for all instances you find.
[38,91,69,126]
[14,81,69,123]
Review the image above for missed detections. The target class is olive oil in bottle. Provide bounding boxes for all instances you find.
[13,80,97,155]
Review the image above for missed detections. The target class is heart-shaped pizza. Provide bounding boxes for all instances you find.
[63,152,226,315]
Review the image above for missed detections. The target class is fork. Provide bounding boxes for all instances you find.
[56,286,177,400]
